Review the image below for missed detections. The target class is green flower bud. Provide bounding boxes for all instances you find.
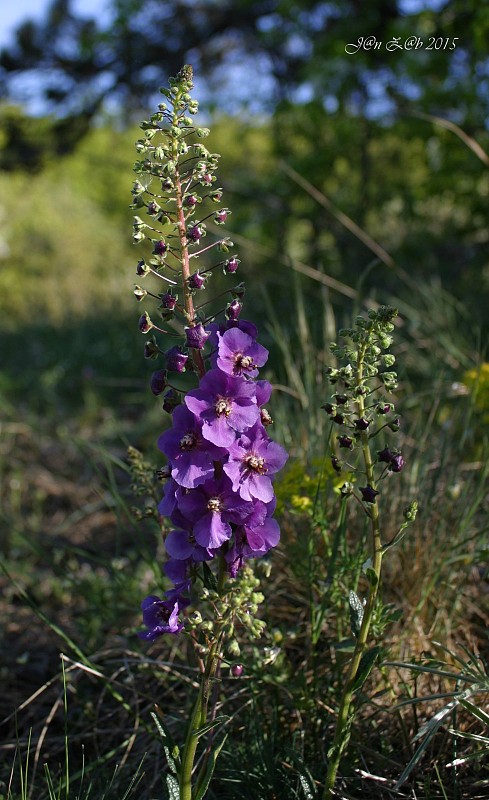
[227,639,241,657]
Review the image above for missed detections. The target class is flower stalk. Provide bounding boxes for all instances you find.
[131,65,288,799]
[321,307,417,798]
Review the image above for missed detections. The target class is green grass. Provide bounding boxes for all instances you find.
[1,275,488,799]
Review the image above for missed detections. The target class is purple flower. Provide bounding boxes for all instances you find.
[165,529,213,562]
[159,405,226,488]
[359,485,379,503]
[217,328,268,379]
[138,595,183,639]
[185,368,260,447]
[165,346,189,373]
[178,475,254,549]
[224,425,288,502]
[185,323,211,350]
[338,435,354,449]
[239,500,280,555]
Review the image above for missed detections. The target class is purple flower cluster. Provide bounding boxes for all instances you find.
[138,320,288,639]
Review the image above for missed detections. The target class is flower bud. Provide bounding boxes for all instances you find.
[162,389,180,413]
[338,435,353,449]
[185,323,210,350]
[389,417,401,432]
[377,447,393,463]
[188,272,206,290]
[231,664,244,677]
[144,337,159,359]
[152,240,167,256]
[227,639,241,657]
[404,501,418,522]
[224,257,239,274]
[376,403,391,415]
[354,417,370,431]
[187,225,203,243]
[214,209,229,224]
[165,346,188,373]
[340,482,354,496]
[185,194,198,207]
[360,485,379,503]
[231,283,246,299]
[134,285,147,301]
[150,369,168,396]
[331,456,342,473]
[160,291,177,310]
[225,299,242,320]
[389,453,405,473]
[139,312,153,333]
[147,200,160,216]
[136,259,150,277]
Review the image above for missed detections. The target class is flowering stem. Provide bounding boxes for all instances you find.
[323,345,384,799]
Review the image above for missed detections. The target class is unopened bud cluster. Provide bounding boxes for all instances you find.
[323,306,404,506]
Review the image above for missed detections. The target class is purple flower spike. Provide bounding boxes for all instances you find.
[217,328,268,379]
[224,425,288,502]
[138,595,183,639]
[185,368,260,447]
[185,323,211,350]
[159,405,226,488]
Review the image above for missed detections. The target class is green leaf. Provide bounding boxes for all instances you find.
[352,646,380,693]
[193,734,228,800]
[166,773,180,800]
[151,709,180,775]
[194,715,229,740]
[349,590,364,638]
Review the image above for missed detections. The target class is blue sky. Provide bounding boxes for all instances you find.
[0,0,110,48]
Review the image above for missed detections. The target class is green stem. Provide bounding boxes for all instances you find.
[179,557,227,799]
[323,339,384,799]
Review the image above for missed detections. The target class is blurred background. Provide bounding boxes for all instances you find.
[0,0,488,414]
